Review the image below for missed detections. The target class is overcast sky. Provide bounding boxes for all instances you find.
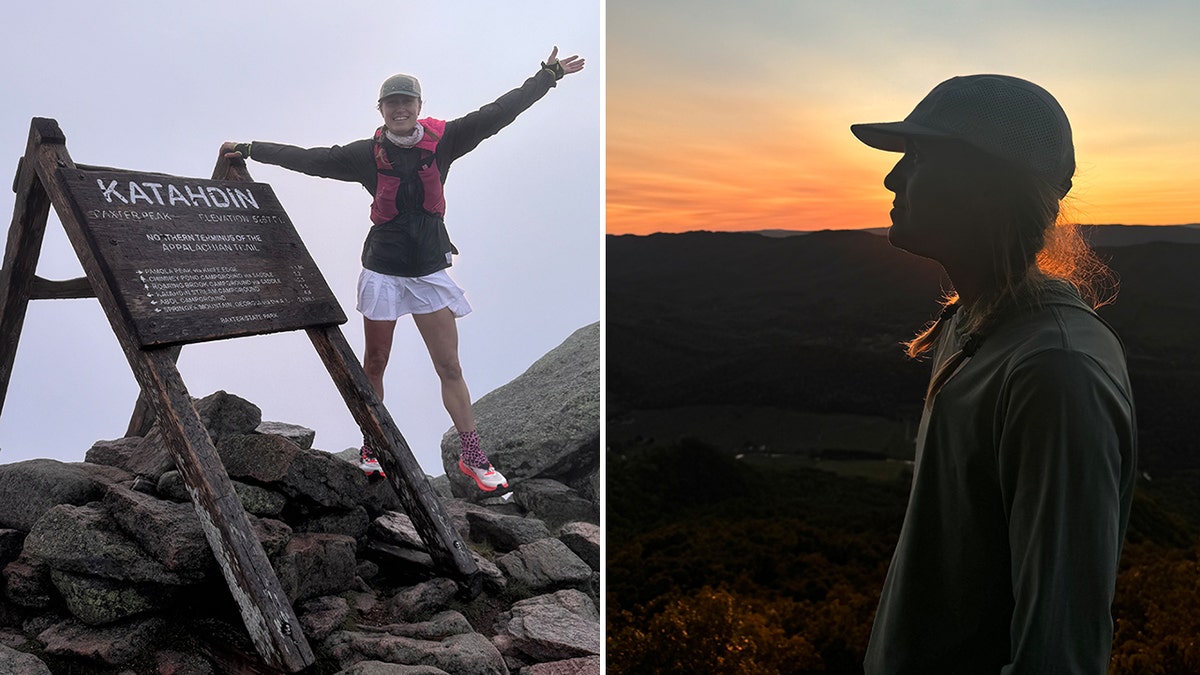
[0,1,601,475]
[608,0,1200,234]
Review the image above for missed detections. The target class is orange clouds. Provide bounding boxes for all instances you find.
[607,92,904,235]
[608,109,1200,235]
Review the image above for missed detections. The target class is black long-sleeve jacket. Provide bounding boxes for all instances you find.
[248,68,557,277]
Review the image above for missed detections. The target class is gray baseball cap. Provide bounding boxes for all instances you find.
[851,74,1075,196]
[378,73,422,102]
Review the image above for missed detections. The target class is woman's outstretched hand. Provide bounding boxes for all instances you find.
[544,46,585,76]
[220,141,250,160]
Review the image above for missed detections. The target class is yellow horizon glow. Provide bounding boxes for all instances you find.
[608,102,1200,235]
[606,5,1200,236]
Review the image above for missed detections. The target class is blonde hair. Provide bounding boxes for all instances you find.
[904,164,1116,359]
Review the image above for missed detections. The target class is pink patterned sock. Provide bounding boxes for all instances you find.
[459,430,489,468]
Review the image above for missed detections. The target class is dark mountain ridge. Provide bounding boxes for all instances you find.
[608,225,1200,471]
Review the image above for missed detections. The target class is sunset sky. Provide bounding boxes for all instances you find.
[608,0,1200,235]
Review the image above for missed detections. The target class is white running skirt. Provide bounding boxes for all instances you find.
[356,268,473,321]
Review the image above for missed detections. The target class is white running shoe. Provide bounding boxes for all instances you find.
[360,445,385,477]
[458,458,508,491]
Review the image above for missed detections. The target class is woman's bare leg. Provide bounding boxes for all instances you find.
[412,307,474,433]
[363,316,398,400]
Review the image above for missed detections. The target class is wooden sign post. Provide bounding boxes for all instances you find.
[0,118,481,672]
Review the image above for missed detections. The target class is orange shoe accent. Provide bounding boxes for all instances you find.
[459,458,507,491]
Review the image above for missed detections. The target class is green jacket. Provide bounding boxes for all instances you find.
[865,281,1136,674]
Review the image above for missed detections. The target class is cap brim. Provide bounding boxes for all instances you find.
[850,121,956,152]
[379,92,421,102]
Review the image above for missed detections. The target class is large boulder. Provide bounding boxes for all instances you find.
[37,615,165,666]
[324,630,506,675]
[194,390,262,446]
[465,511,552,553]
[274,533,357,602]
[0,460,107,532]
[217,434,365,511]
[493,590,600,663]
[513,479,597,527]
[102,486,214,578]
[49,570,173,625]
[85,434,175,483]
[441,323,599,501]
[496,539,592,593]
[23,504,186,586]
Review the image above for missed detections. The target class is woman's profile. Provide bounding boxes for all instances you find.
[851,74,1136,673]
[222,47,584,492]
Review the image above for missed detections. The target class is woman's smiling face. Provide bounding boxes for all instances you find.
[380,94,422,136]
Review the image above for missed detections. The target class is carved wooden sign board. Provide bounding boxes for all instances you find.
[58,168,345,347]
[0,118,481,673]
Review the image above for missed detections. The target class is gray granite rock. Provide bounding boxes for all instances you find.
[325,630,506,675]
[85,434,175,483]
[556,523,599,572]
[494,590,599,662]
[49,570,170,625]
[256,420,316,449]
[0,644,51,675]
[520,656,601,675]
[156,471,288,518]
[103,485,214,579]
[274,533,357,602]
[252,516,294,559]
[23,504,184,585]
[298,595,351,642]
[233,481,289,517]
[466,510,552,553]
[0,460,106,532]
[218,434,364,510]
[38,615,165,666]
[471,550,508,593]
[360,610,474,640]
[370,511,427,550]
[513,479,597,527]
[3,552,54,608]
[194,390,262,446]
[335,661,450,675]
[388,578,458,623]
[441,323,598,501]
[295,506,371,540]
[496,539,592,593]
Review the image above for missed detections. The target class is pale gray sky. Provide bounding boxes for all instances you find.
[0,0,602,475]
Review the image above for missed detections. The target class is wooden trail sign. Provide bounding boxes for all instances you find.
[0,118,481,672]
[57,168,346,347]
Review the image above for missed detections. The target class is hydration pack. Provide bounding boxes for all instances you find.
[369,118,447,225]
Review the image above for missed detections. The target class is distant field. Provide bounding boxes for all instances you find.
[607,404,917,462]
[738,452,914,482]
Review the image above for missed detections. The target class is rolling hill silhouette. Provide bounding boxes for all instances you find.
[608,226,1200,471]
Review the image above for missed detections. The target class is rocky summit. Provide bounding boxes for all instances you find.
[0,323,599,674]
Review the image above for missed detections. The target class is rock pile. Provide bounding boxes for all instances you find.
[0,324,600,674]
